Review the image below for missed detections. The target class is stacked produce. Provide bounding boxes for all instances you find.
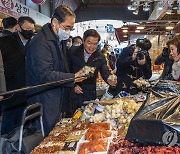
[89,98,142,126]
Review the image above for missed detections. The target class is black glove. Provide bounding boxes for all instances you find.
[162,47,169,57]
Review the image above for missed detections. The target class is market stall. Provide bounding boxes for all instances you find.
[31,80,180,154]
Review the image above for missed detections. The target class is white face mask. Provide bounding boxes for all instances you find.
[74,43,81,46]
[58,27,70,41]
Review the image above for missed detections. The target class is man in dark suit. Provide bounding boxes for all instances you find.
[0,16,35,135]
[26,5,85,136]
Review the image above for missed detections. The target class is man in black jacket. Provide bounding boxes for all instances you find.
[0,16,35,135]
[108,38,152,96]
[2,17,18,36]
[67,29,117,108]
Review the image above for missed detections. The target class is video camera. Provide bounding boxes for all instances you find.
[136,38,152,60]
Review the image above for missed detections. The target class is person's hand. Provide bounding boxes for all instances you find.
[0,96,4,100]
[74,85,83,94]
[132,46,139,61]
[138,55,146,65]
[107,78,117,87]
[75,70,87,82]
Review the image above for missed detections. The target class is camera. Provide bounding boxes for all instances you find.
[136,38,152,60]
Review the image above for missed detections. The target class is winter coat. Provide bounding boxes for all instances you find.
[0,32,26,107]
[67,45,110,107]
[155,53,173,79]
[26,23,74,136]
[0,50,6,93]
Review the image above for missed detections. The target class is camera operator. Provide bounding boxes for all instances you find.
[155,47,173,80]
[108,38,152,96]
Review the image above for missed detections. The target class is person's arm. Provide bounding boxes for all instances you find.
[139,54,152,79]
[0,50,6,99]
[28,43,76,87]
[116,46,134,70]
[99,54,111,82]
[154,53,165,65]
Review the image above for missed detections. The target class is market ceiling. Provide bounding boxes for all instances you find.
[74,0,150,22]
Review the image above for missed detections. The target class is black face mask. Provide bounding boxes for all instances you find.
[20,27,34,39]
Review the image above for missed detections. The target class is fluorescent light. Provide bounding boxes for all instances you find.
[137,26,145,30]
[172,1,179,10]
[166,25,174,30]
[122,29,128,33]
[123,35,128,37]
[143,2,150,11]
[135,30,140,33]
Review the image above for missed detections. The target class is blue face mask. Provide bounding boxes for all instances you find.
[58,27,70,41]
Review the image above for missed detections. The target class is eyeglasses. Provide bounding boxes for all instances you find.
[60,24,74,31]
[85,41,98,47]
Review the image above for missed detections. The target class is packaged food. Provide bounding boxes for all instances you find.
[85,128,112,140]
[77,139,108,154]
[31,141,65,154]
[62,141,77,151]
[66,130,84,142]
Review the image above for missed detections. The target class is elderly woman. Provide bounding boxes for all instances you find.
[167,35,180,82]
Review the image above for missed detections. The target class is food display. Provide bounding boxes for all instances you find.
[108,140,180,154]
[31,82,180,154]
[78,139,108,154]
[89,98,142,125]
[133,78,151,90]
[31,141,65,154]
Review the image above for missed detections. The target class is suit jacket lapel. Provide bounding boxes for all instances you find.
[61,41,70,73]
[12,33,25,57]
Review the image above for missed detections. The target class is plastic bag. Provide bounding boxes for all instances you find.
[126,89,180,146]
[151,80,180,94]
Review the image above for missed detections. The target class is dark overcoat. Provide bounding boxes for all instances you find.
[67,45,110,107]
[26,23,74,136]
[0,32,26,107]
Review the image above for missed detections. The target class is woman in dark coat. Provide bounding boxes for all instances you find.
[67,29,117,108]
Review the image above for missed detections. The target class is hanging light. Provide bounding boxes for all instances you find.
[166,5,172,14]
[166,24,174,30]
[135,30,140,33]
[157,1,164,10]
[121,22,128,29]
[133,8,139,15]
[122,29,128,33]
[143,2,150,11]
[172,0,179,10]
[137,26,145,30]
[127,1,138,11]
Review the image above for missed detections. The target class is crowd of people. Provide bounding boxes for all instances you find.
[0,4,179,138]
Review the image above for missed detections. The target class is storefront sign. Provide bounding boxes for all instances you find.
[31,0,46,5]
[0,0,50,25]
